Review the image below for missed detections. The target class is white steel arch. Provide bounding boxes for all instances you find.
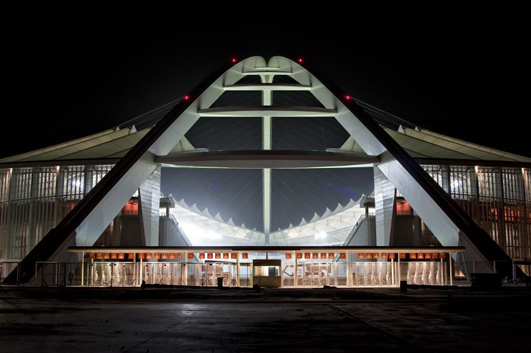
[7,55,512,284]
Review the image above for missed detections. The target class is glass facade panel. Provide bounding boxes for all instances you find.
[71,249,454,288]
[0,164,114,261]
[423,165,531,266]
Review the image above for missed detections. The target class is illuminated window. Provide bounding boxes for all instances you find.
[253,266,280,277]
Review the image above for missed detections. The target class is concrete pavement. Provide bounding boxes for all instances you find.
[1,285,530,352]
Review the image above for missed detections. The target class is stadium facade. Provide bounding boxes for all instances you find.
[1,56,529,287]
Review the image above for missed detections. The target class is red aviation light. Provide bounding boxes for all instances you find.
[231,57,237,63]
[345,95,352,101]
[297,58,303,64]
[183,95,190,101]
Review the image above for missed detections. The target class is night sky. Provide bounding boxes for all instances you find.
[2,14,528,159]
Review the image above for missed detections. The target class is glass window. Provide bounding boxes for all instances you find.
[253,266,280,277]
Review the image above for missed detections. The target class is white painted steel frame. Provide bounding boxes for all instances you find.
[9,56,500,284]
[63,57,486,264]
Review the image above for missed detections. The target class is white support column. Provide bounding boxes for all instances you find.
[90,258,94,287]
[53,166,61,226]
[398,254,401,284]
[170,263,174,286]
[133,254,137,286]
[262,82,272,244]
[440,258,444,285]
[236,252,240,287]
[391,257,394,286]
[139,257,143,287]
[81,251,84,287]
[294,253,298,287]
[263,116,272,149]
[263,168,271,242]
[27,168,37,253]
[449,253,454,286]
[347,252,352,287]
[183,252,188,285]
[334,259,338,286]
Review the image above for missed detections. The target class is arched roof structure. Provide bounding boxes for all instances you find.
[3,55,526,283]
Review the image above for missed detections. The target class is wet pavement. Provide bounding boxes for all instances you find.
[1,285,530,352]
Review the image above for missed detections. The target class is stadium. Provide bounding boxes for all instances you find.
[1,56,529,288]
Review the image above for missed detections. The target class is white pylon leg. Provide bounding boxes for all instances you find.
[262,80,272,244]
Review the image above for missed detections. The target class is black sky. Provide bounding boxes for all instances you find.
[3,13,529,159]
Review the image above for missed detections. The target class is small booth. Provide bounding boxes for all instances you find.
[252,259,281,288]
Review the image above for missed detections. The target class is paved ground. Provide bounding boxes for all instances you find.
[1,285,530,352]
